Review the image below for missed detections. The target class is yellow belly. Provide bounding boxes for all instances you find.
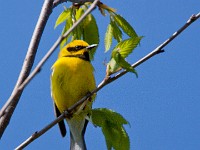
[51,57,96,113]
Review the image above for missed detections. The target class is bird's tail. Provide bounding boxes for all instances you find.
[67,117,88,150]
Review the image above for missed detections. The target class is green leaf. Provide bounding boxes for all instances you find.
[75,7,85,20]
[107,58,120,75]
[71,8,84,41]
[60,14,73,49]
[103,122,130,150]
[113,37,142,58]
[113,52,138,77]
[111,20,122,43]
[55,8,71,28]
[91,108,130,150]
[91,108,129,126]
[105,23,113,52]
[60,26,68,49]
[107,37,142,75]
[71,24,82,41]
[113,14,137,38]
[82,14,99,60]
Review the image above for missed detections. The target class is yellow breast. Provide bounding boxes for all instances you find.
[51,57,96,113]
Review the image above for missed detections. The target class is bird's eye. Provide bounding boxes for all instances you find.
[75,45,85,50]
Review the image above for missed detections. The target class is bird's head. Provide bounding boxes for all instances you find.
[58,40,97,61]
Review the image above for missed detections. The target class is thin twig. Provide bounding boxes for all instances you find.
[15,112,68,150]
[0,0,54,139]
[15,12,200,149]
[68,0,95,3]
[52,0,97,8]
[53,0,67,8]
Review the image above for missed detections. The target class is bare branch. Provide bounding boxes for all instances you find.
[53,0,67,8]
[15,112,69,150]
[68,0,95,3]
[52,0,98,8]
[15,12,200,149]
[0,0,99,139]
[0,0,54,139]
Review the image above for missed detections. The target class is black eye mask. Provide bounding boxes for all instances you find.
[67,45,87,52]
[64,51,90,61]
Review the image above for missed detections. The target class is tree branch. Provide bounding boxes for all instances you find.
[15,112,69,150]
[53,0,67,8]
[68,0,95,3]
[15,12,200,149]
[52,0,98,8]
[0,0,54,139]
[0,0,99,139]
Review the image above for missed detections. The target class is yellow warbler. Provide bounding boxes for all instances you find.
[51,40,97,150]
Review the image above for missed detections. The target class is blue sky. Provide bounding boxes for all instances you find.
[0,0,200,150]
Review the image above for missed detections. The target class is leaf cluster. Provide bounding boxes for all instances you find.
[91,108,130,150]
[104,11,142,77]
[55,4,99,60]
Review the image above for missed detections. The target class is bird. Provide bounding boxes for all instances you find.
[51,40,97,150]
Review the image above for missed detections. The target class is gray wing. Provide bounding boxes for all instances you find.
[53,102,67,137]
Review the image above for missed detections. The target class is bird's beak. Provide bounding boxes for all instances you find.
[86,44,98,50]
